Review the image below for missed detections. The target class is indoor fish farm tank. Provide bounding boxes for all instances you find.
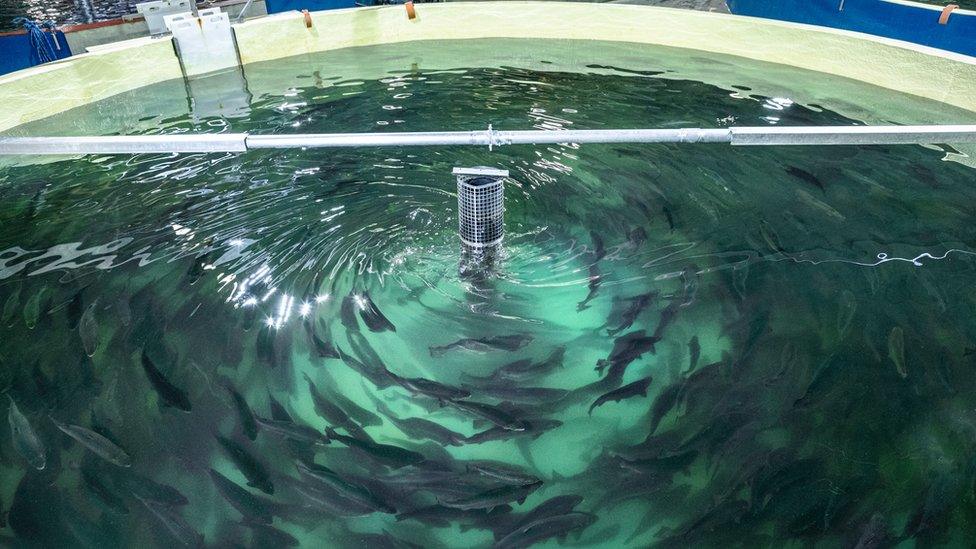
[2,5,976,548]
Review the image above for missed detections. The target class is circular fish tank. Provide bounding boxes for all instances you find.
[2,3,976,547]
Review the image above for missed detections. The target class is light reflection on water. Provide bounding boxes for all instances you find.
[1,0,135,29]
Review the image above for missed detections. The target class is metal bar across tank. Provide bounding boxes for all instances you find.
[3,125,976,155]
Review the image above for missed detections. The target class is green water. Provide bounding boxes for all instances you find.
[2,39,976,548]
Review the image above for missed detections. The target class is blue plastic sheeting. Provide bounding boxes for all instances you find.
[0,32,72,76]
[265,0,359,13]
[728,0,976,57]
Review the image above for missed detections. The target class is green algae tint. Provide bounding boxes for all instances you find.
[1,39,976,548]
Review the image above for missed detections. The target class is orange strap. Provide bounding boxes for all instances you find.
[405,1,416,20]
[939,4,958,25]
[302,9,313,28]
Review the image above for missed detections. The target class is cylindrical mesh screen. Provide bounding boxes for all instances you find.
[455,167,507,248]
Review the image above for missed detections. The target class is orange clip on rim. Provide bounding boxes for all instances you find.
[405,1,417,20]
[939,4,959,24]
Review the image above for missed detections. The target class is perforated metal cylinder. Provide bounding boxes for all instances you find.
[454,167,508,248]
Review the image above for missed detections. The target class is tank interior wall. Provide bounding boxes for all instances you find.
[2,2,976,134]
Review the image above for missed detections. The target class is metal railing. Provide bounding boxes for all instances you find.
[2,125,976,155]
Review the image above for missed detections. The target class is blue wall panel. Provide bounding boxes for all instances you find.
[727,0,976,57]
[0,32,72,76]
[265,0,359,14]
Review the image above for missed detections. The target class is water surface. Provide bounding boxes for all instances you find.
[1,39,976,547]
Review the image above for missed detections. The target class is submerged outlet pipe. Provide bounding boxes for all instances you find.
[2,125,976,155]
[455,167,508,248]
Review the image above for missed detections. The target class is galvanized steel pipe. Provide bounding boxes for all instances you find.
[3,125,976,155]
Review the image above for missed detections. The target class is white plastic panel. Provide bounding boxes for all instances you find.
[136,0,192,36]
[164,9,240,77]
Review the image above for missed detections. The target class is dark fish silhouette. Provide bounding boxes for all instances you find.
[224,382,257,441]
[296,460,396,514]
[340,294,360,331]
[679,265,699,307]
[648,383,682,435]
[445,400,527,432]
[652,302,679,340]
[854,513,889,549]
[759,220,786,255]
[430,335,533,357]
[396,503,513,528]
[115,295,132,328]
[688,336,701,372]
[466,347,565,386]
[66,290,83,330]
[628,227,647,248]
[248,522,299,547]
[336,340,394,389]
[662,205,675,231]
[50,417,131,467]
[368,393,465,446]
[441,480,542,511]
[115,473,188,507]
[595,330,659,384]
[303,373,369,439]
[888,326,907,379]
[140,351,192,412]
[268,392,293,422]
[577,265,602,312]
[215,434,274,495]
[466,385,568,405]
[134,493,204,547]
[326,428,425,469]
[357,292,396,333]
[590,231,606,262]
[589,377,652,415]
[786,166,825,193]
[80,467,128,515]
[255,415,330,446]
[24,288,44,330]
[255,327,282,369]
[495,511,597,549]
[493,495,584,540]
[2,286,20,327]
[288,481,374,517]
[78,302,99,357]
[466,418,563,444]
[338,341,396,389]
[607,293,656,336]
[7,395,46,470]
[209,469,276,524]
[388,370,471,401]
[391,414,465,446]
[468,461,541,486]
[326,385,383,427]
[263,394,318,463]
[305,319,339,359]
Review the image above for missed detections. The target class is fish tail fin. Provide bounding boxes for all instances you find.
[515,446,539,475]
[429,347,444,358]
[640,378,652,396]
